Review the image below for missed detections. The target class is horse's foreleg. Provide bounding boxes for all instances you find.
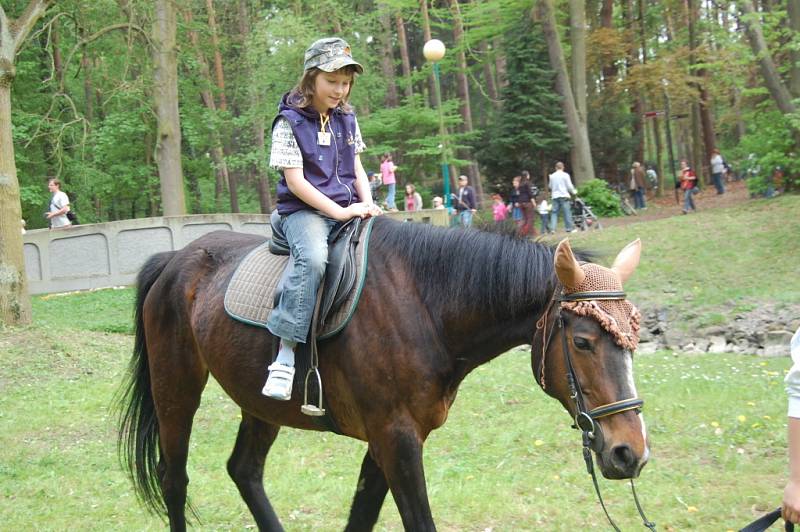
[226,413,283,531]
[371,426,435,531]
[344,448,389,532]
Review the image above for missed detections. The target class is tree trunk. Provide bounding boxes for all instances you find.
[600,0,618,86]
[0,0,53,326]
[238,0,272,214]
[789,0,800,97]
[378,6,398,108]
[152,0,186,216]
[395,13,413,100]
[184,8,236,212]
[493,36,508,89]
[205,0,227,112]
[651,114,665,197]
[687,0,715,182]
[739,0,797,115]
[537,0,596,185]
[569,0,587,124]
[450,0,483,201]
[479,40,500,111]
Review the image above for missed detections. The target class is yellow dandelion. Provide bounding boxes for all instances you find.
[534,439,545,446]
[763,415,772,420]
[711,421,719,427]
[737,415,746,423]
[747,401,755,406]
[687,506,699,513]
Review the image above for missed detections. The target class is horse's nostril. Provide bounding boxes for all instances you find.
[612,444,635,469]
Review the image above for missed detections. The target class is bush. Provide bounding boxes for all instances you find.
[576,179,623,217]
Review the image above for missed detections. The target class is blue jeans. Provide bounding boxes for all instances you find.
[632,188,646,209]
[711,172,725,194]
[683,187,698,212]
[266,209,338,343]
[549,197,574,232]
[459,210,473,228]
[540,213,549,234]
[384,183,397,210]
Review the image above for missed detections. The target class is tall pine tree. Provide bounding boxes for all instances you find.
[478,19,569,190]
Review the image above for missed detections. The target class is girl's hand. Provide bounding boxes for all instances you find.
[784,478,800,524]
[340,202,380,221]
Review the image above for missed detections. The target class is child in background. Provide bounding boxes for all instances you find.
[263,37,382,401]
[537,196,551,234]
[404,183,422,212]
[492,193,508,226]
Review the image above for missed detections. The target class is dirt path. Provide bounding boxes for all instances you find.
[598,179,750,228]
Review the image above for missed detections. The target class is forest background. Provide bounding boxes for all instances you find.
[3,0,799,229]
[1,0,799,327]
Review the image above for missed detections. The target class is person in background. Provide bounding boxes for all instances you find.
[21,219,27,235]
[404,183,422,212]
[710,148,725,195]
[491,193,508,226]
[783,327,800,525]
[380,153,398,210]
[432,196,444,209]
[518,170,538,237]
[679,159,698,214]
[537,194,551,235]
[630,161,647,210]
[548,162,577,233]
[509,175,524,230]
[46,178,72,229]
[262,37,381,400]
[452,174,477,228]
[368,171,382,199]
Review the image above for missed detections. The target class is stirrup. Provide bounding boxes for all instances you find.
[300,367,326,417]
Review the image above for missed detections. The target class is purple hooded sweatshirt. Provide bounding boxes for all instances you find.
[272,93,360,215]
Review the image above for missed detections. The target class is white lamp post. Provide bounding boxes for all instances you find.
[423,39,451,208]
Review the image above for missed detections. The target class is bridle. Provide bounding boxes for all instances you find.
[535,289,656,531]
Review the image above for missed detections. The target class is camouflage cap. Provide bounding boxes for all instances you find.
[304,37,363,74]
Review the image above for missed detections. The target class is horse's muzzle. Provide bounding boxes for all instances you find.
[597,442,649,479]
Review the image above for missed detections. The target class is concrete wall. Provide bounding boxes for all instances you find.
[23,209,449,295]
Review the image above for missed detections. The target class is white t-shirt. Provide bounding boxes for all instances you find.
[49,190,71,228]
[787,327,800,418]
[710,154,724,174]
[269,117,366,170]
[548,170,577,199]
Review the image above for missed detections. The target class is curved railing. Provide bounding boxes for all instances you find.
[23,209,448,295]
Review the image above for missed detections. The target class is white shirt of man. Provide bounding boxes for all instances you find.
[787,327,800,418]
[49,190,71,228]
[710,154,724,174]
[549,169,577,199]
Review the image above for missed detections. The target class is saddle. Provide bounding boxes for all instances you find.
[224,210,373,340]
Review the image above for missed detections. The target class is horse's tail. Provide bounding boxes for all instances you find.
[116,251,175,515]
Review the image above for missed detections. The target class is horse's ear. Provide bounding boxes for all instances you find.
[554,239,586,289]
[611,238,642,284]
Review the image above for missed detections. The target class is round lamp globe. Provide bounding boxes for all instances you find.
[423,39,446,62]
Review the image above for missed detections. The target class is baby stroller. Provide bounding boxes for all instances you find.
[571,197,602,231]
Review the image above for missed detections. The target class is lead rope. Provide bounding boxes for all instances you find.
[630,480,657,531]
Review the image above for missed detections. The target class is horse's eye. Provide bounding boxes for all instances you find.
[573,337,592,351]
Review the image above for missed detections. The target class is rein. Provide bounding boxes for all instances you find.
[535,290,656,531]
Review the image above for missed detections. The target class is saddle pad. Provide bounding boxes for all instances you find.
[223,219,373,339]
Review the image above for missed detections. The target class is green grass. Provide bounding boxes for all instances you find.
[559,193,800,329]
[2,195,798,530]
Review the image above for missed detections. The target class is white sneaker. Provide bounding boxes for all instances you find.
[262,363,295,400]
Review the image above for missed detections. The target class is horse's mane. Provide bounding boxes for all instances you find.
[370,217,561,320]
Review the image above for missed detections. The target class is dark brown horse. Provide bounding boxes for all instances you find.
[117,216,649,531]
